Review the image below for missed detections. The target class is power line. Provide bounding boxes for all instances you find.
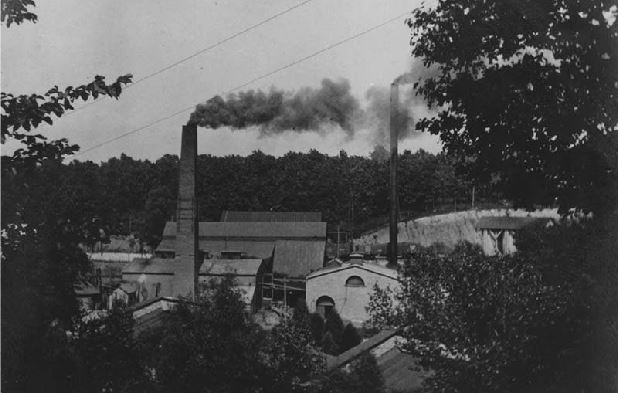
[65,0,314,116]
[73,11,410,158]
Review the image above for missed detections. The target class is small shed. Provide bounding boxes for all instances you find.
[74,282,101,311]
[476,216,552,256]
[108,282,139,308]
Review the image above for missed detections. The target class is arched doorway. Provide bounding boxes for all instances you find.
[316,296,335,318]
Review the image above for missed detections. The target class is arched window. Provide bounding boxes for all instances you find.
[345,276,365,287]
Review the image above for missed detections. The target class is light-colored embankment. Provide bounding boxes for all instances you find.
[354,208,559,250]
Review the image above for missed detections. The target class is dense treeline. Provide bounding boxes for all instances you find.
[2,148,500,248]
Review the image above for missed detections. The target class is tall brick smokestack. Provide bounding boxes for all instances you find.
[388,83,399,267]
[173,123,200,299]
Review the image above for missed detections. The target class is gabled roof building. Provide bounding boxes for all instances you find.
[476,216,553,256]
[306,257,400,326]
[156,221,326,261]
[119,123,326,312]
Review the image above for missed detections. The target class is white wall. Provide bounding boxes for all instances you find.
[306,265,400,326]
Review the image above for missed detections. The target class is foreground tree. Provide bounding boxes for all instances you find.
[140,278,324,393]
[314,353,385,393]
[1,2,132,391]
[265,302,325,392]
[371,235,617,393]
[409,0,617,214]
[405,2,618,391]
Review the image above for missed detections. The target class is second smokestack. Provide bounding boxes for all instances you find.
[389,83,399,266]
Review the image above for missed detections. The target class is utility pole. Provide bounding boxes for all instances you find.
[389,83,399,267]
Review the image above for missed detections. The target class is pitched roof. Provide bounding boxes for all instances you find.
[307,261,399,281]
[200,259,263,276]
[326,330,429,392]
[220,211,322,222]
[74,282,100,296]
[161,221,326,239]
[476,216,552,230]
[376,347,428,392]
[326,329,398,370]
[272,240,326,277]
[157,238,277,260]
[130,297,188,336]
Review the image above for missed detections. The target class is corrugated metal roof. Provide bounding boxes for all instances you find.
[200,259,262,276]
[157,221,326,260]
[204,240,276,259]
[377,348,427,392]
[326,330,428,392]
[157,238,276,259]
[161,221,326,239]
[476,216,551,230]
[272,240,326,278]
[220,211,322,222]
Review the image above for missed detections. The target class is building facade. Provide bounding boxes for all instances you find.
[476,216,552,256]
[306,260,401,326]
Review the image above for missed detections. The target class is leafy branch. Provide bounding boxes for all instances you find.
[1,0,37,27]
[1,74,133,169]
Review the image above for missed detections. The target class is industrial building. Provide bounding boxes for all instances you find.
[120,123,327,310]
[306,255,401,326]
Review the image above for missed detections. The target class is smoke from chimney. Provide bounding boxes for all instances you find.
[190,79,360,136]
[189,61,438,147]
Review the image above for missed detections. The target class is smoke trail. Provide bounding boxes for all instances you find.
[190,78,361,135]
[363,60,440,146]
[362,83,432,146]
[189,62,438,147]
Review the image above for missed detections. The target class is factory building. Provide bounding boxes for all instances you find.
[120,123,326,309]
[306,255,401,326]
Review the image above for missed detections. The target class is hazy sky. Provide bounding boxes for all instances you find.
[2,0,441,163]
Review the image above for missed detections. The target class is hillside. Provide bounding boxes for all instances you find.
[354,208,559,251]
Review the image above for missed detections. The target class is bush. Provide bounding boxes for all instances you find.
[314,353,385,393]
[372,241,593,393]
[321,331,340,356]
[310,313,325,344]
[341,323,362,352]
[324,310,344,347]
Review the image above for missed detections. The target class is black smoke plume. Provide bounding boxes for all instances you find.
[189,62,438,146]
[363,60,440,146]
[190,78,360,135]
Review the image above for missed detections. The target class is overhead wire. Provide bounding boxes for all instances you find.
[73,11,410,158]
[64,0,315,116]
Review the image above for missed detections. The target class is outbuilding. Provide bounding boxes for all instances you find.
[476,216,553,256]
